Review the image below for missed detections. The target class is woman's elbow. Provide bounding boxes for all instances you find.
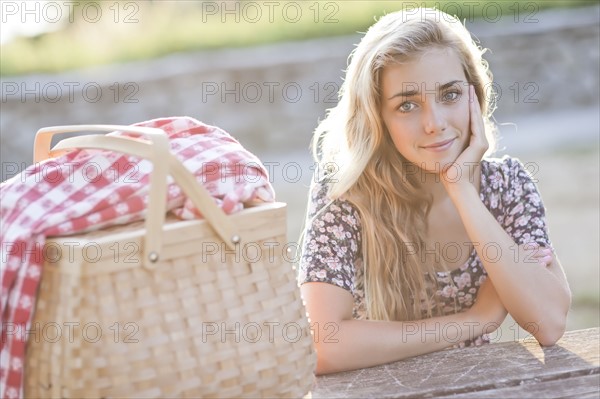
[535,309,569,347]
[314,357,332,376]
[536,323,566,347]
[313,341,343,375]
[537,286,572,346]
[312,327,355,375]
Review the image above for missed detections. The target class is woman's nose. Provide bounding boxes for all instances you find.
[422,103,447,135]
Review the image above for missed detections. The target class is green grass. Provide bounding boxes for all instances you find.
[1,0,596,76]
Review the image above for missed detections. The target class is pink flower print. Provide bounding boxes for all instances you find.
[515,215,530,227]
[323,212,335,223]
[490,193,499,209]
[455,272,471,290]
[342,213,356,225]
[490,172,502,189]
[529,192,541,206]
[463,294,473,306]
[514,229,523,238]
[346,278,353,290]
[332,277,344,287]
[504,191,514,204]
[510,202,524,215]
[329,225,346,240]
[436,273,451,284]
[514,184,523,197]
[441,285,458,298]
[316,234,328,244]
[336,246,347,257]
[328,259,342,271]
[315,269,327,279]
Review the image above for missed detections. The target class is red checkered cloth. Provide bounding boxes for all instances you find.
[0,117,275,399]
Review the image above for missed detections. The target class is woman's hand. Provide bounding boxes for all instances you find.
[442,85,489,190]
[523,243,555,267]
[467,278,508,334]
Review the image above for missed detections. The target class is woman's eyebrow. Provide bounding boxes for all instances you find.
[387,79,464,100]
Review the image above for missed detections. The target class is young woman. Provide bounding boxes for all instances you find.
[298,8,571,375]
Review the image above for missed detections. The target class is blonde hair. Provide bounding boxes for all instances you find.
[310,8,497,321]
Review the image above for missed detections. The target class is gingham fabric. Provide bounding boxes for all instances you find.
[0,117,275,399]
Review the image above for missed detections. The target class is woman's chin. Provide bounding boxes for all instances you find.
[418,158,459,175]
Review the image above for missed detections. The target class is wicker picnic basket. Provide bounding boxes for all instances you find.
[24,125,317,398]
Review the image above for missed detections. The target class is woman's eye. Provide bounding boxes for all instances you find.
[442,91,460,102]
[398,102,416,112]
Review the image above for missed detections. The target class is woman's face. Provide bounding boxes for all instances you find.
[380,47,471,173]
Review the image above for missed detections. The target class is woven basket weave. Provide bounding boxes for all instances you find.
[24,125,317,398]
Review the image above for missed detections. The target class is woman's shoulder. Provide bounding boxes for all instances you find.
[481,155,535,189]
[481,154,527,174]
[306,177,362,227]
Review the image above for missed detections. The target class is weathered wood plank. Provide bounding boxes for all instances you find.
[312,328,599,399]
[436,373,600,398]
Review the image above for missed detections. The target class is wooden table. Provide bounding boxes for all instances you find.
[311,327,599,398]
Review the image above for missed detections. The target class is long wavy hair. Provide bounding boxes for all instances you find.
[310,8,498,321]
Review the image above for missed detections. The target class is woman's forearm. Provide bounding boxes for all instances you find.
[314,312,487,375]
[446,183,571,345]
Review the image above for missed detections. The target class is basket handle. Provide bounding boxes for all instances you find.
[34,125,241,268]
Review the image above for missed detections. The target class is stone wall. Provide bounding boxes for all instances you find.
[1,5,598,179]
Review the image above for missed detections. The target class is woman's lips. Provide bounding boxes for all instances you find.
[421,138,456,152]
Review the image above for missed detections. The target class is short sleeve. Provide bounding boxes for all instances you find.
[497,157,552,247]
[297,180,362,295]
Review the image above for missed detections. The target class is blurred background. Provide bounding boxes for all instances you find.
[1,0,598,339]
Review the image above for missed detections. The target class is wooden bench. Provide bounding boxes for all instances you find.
[311,327,599,398]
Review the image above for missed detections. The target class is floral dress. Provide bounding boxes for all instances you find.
[298,156,552,346]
